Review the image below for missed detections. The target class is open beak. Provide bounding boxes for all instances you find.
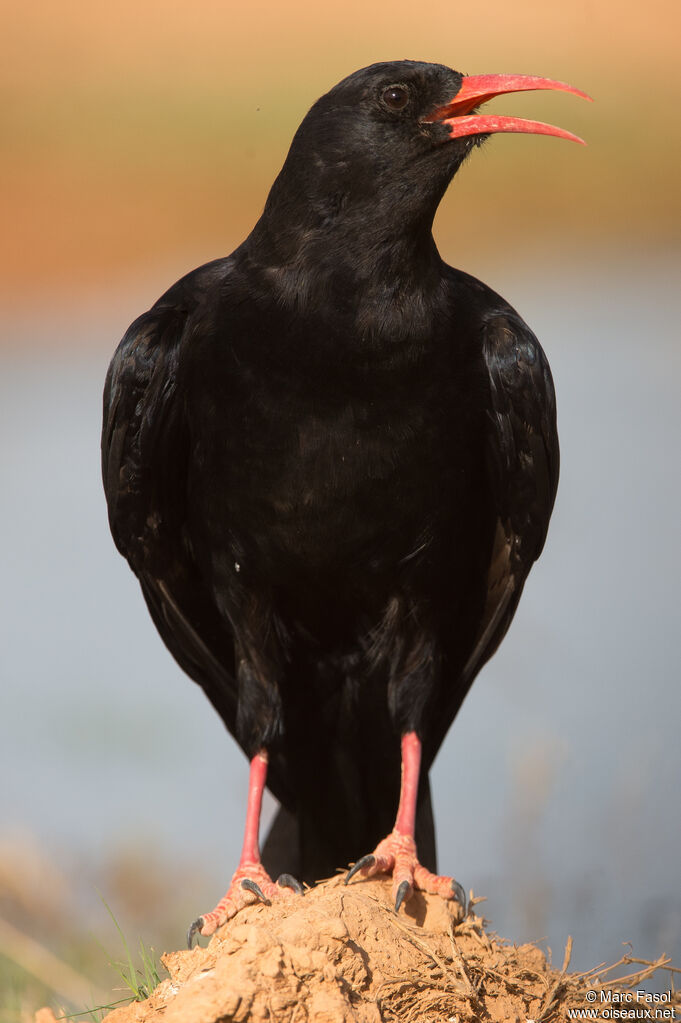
[424,73,592,144]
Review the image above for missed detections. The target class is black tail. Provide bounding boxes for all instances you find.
[261,772,437,886]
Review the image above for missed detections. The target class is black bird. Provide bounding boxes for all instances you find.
[102,61,588,943]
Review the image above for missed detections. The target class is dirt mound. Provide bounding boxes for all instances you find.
[38,875,678,1023]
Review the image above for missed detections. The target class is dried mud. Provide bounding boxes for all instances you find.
[35,875,676,1023]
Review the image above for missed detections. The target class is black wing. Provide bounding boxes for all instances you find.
[430,305,559,761]
[465,309,559,683]
[101,271,239,737]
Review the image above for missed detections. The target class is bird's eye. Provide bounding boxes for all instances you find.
[381,84,410,111]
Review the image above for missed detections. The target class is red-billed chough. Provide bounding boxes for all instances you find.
[101,60,588,944]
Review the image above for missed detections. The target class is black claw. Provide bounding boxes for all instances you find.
[394,879,411,913]
[241,878,272,905]
[277,872,304,894]
[451,879,467,915]
[187,917,204,949]
[345,854,376,884]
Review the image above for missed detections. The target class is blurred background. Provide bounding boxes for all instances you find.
[2,0,679,1016]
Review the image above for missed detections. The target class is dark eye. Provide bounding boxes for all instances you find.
[381,84,410,111]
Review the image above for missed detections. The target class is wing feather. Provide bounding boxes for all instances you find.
[102,292,239,733]
[463,310,559,682]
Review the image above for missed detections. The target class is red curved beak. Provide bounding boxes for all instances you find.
[424,73,592,145]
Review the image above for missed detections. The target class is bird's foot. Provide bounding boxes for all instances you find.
[187,862,303,947]
[345,830,466,914]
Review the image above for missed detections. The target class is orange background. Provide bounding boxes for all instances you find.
[3,0,679,324]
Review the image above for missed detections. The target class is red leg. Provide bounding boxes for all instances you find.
[345,732,465,912]
[187,750,302,945]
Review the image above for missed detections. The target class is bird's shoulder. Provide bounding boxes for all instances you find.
[442,265,559,522]
[462,269,559,562]
[101,255,240,568]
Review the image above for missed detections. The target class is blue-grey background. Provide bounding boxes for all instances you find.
[2,249,679,975]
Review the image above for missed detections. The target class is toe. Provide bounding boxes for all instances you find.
[188,862,304,942]
[277,873,304,894]
[413,863,462,900]
[394,878,411,912]
[346,830,463,914]
[187,916,204,949]
[240,878,272,905]
[451,878,467,914]
[345,853,377,884]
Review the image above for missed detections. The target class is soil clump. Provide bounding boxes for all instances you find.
[38,875,678,1023]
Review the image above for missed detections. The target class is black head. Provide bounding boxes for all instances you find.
[298,60,477,176]
[264,61,478,242]
[249,60,587,289]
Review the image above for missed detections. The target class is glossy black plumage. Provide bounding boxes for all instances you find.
[102,61,559,886]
